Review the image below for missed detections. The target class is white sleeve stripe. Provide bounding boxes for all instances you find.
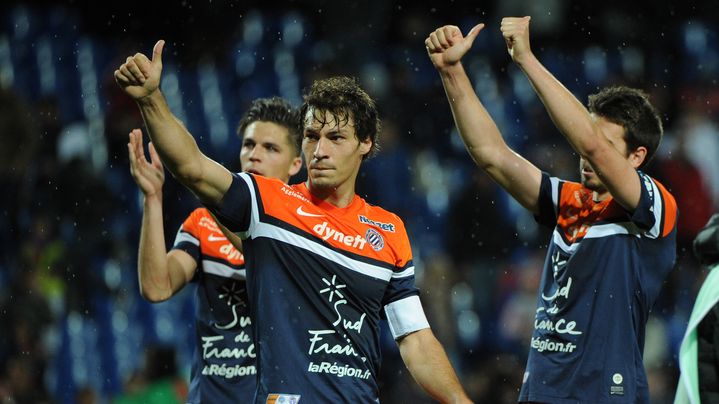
[384,295,430,340]
[203,260,246,280]
[550,177,560,213]
[392,266,415,278]
[644,175,663,239]
[173,230,199,246]
[238,172,259,233]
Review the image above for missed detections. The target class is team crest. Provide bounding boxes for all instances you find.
[365,228,385,251]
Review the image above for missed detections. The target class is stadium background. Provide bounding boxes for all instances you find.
[1,0,718,402]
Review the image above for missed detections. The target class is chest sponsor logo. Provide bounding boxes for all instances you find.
[201,281,255,379]
[358,215,395,232]
[281,185,311,203]
[306,274,372,380]
[215,281,246,329]
[198,216,220,232]
[312,222,367,250]
[217,243,242,261]
[531,257,584,354]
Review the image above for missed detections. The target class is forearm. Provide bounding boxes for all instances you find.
[439,63,542,212]
[515,54,598,154]
[137,91,231,204]
[400,329,470,403]
[137,195,173,302]
[440,63,510,169]
[136,91,205,183]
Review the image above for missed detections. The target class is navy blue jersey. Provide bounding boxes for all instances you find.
[171,208,255,403]
[519,172,678,403]
[207,173,430,403]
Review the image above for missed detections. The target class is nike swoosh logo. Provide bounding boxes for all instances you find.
[296,206,325,218]
[207,234,226,242]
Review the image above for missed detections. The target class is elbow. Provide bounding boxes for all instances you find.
[173,162,205,187]
[578,139,609,163]
[139,287,171,303]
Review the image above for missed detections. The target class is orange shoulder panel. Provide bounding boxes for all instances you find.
[252,175,411,267]
[652,178,678,237]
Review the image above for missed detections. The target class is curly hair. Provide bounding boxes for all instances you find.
[588,86,663,168]
[237,97,302,156]
[300,76,380,159]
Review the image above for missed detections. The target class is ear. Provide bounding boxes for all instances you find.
[628,146,648,169]
[358,137,372,157]
[288,156,303,177]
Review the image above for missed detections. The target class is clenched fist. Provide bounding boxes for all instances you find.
[114,40,165,100]
[500,17,532,64]
[425,24,484,71]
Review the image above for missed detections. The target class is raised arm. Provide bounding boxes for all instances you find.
[501,17,643,210]
[128,129,197,302]
[399,329,471,403]
[115,40,231,205]
[426,25,542,213]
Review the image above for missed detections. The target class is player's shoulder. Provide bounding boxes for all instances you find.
[356,200,407,236]
[188,207,212,219]
[244,173,304,200]
[639,172,676,204]
[188,207,221,231]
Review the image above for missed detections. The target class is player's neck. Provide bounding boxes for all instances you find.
[307,180,357,208]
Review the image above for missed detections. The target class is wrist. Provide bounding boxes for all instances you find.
[438,62,465,77]
[513,51,537,69]
[143,192,163,205]
[136,90,163,106]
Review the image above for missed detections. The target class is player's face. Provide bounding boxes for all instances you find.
[579,116,629,192]
[302,108,372,193]
[240,121,301,183]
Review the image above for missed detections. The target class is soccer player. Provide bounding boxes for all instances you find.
[676,213,719,404]
[127,97,302,403]
[426,18,677,403]
[115,41,470,403]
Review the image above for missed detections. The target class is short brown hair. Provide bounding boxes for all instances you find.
[300,76,380,159]
[588,86,663,168]
[237,97,302,156]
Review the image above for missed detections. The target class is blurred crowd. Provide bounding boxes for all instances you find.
[1,1,718,403]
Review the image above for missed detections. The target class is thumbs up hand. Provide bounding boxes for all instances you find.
[425,24,484,71]
[114,40,165,100]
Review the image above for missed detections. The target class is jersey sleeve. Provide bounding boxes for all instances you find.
[381,217,430,340]
[535,172,563,228]
[204,172,255,235]
[631,171,678,239]
[171,208,202,262]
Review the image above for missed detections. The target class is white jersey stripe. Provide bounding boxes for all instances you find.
[552,222,641,254]
[174,229,199,246]
[392,266,415,279]
[202,260,247,280]
[253,221,395,281]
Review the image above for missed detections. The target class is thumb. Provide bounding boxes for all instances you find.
[152,40,165,65]
[464,23,485,48]
[148,142,163,169]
